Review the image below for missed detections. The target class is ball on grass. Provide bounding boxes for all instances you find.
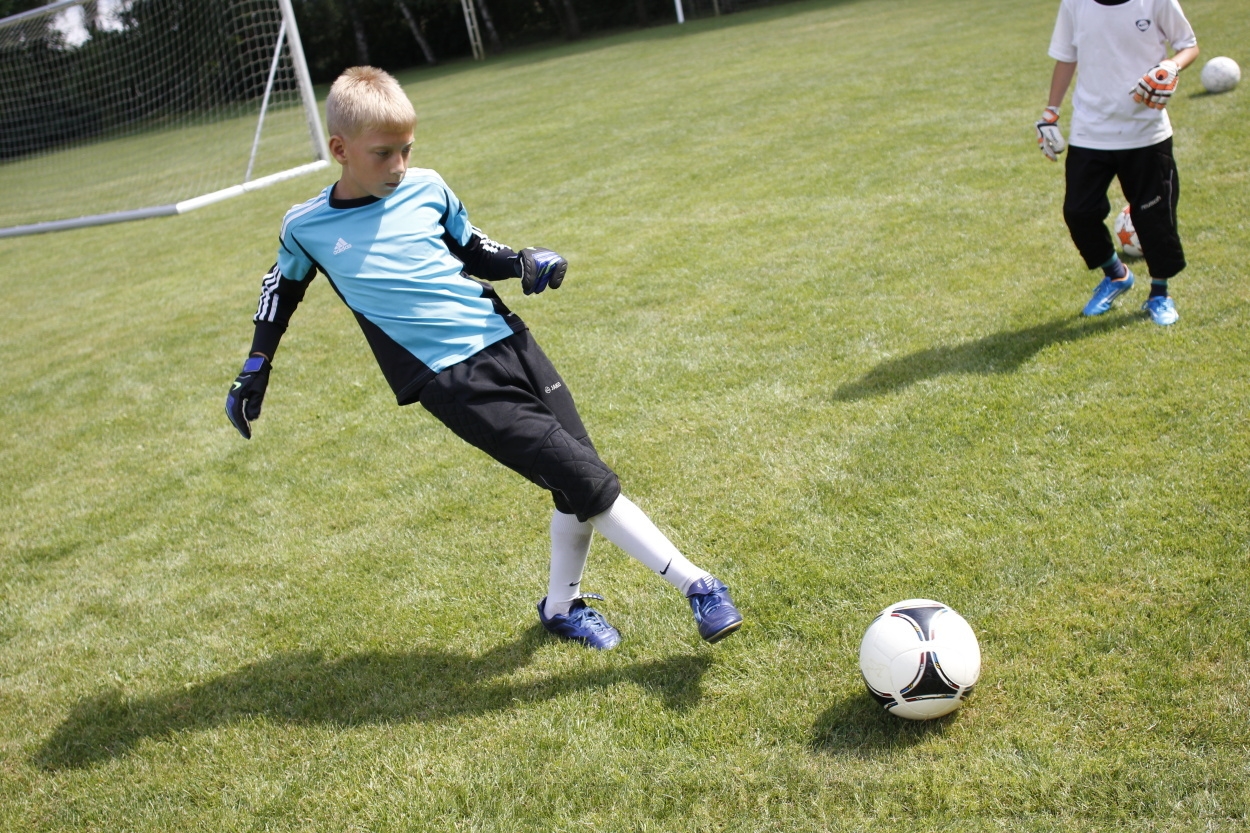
[1200,57,1240,94]
[858,599,981,720]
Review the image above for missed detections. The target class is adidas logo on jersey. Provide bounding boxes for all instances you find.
[333,238,352,255]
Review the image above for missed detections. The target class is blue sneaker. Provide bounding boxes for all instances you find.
[537,594,621,650]
[686,576,743,643]
[1142,295,1179,326]
[1082,271,1135,316]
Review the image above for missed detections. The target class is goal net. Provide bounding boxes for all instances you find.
[0,0,329,238]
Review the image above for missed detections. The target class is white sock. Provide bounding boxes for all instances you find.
[543,510,593,618]
[588,495,710,595]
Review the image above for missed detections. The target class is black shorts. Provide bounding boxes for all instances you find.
[417,330,621,521]
[1063,137,1185,280]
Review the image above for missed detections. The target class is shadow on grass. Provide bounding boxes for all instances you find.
[1187,88,1238,100]
[831,313,1134,402]
[809,691,960,755]
[34,626,711,770]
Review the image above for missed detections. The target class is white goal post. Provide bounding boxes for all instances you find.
[0,0,330,238]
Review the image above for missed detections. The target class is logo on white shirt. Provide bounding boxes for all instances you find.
[333,238,352,255]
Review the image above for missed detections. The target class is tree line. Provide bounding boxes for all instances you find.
[291,0,753,82]
[2,0,313,159]
[2,0,760,85]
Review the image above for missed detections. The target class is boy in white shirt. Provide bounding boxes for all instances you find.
[1036,0,1199,325]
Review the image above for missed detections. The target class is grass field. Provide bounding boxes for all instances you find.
[2,0,1248,829]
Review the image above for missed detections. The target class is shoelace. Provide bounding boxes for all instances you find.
[692,592,721,616]
[568,605,611,632]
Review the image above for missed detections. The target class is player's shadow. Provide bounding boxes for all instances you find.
[809,691,960,755]
[33,627,711,770]
[831,313,1131,402]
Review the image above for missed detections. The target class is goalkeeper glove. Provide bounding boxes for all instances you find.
[1132,60,1180,109]
[225,354,271,440]
[518,247,567,295]
[1035,106,1066,161]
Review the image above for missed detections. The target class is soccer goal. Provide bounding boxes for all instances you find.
[0,0,330,238]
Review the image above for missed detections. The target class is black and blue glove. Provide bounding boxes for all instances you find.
[225,354,271,439]
[518,247,567,295]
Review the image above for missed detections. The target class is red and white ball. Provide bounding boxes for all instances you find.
[1114,205,1142,258]
[858,599,981,720]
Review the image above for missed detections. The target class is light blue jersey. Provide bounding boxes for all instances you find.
[261,169,524,403]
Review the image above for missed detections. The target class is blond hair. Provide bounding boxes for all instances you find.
[326,66,416,138]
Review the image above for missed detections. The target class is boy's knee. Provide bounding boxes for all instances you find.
[1062,206,1117,269]
[553,471,621,522]
[536,428,621,521]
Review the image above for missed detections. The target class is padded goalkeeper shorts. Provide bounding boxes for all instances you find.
[418,330,621,521]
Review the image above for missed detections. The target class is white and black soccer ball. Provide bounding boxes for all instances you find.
[1200,56,1241,94]
[1114,205,1142,258]
[858,599,981,720]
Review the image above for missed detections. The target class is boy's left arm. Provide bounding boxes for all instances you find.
[444,226,520,281]
[1131,3,1199,111]
[1171,46,1200,71]
[444,227,568,295]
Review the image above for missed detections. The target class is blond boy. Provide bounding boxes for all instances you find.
[225,67,742,648]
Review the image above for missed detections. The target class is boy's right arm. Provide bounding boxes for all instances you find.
[1046,60,1076,110]
[225,262,315,439]
[1036,60,1075,161]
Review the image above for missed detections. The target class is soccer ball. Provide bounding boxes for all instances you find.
[858,599,981,720]
[1200,57,1241,94]
[1113,205,1142,258]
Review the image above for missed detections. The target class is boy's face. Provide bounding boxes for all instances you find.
[329,126,414,200]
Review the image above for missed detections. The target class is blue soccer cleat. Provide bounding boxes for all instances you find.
[537,594,621,650]
[1142,296,1179,326]
[686,576,743,643]
[1082,271,1135,316]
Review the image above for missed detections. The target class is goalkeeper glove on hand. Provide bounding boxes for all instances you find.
[225,354,271,440]
[518,247,567,295]
[1132,60,1179,109]
[1035,106,1066,161]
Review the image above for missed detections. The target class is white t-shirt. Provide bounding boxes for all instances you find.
[1048,0,1197,150]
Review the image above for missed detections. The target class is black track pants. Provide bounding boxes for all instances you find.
[1063,137,1186,280]
[418,330,621,521]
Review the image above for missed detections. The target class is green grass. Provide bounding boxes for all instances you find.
[2,0,1249,829]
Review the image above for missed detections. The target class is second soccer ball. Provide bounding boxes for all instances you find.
[1200,56,1240,94]
[1114,205,1142,258]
